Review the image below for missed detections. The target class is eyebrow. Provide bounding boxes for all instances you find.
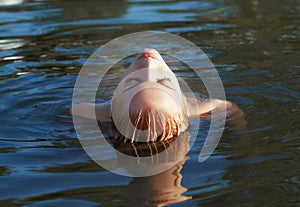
[125,78,142,83]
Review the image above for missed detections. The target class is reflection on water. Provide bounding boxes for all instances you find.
[0,0,299,206]
[126,157,191,206]
[0,0,23,6]
[113,132,192,206]
[0,39,26,50]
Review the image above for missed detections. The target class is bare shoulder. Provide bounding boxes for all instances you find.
[186,96,247,131]
[186,97,243,117]
[71,101,111,122]
[186,97,226,117]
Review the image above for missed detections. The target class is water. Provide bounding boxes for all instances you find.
[0,0,299,206]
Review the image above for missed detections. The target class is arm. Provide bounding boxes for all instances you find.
[186,97,225,118]
[186,97,247,131]
[71,101,111,122]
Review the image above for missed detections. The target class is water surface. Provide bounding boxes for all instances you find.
[0,0,299,206]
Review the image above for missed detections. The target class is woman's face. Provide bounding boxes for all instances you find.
[111,49,188,142]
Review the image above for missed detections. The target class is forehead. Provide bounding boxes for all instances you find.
[129,88,180,109]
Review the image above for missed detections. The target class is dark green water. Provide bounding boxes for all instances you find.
[0,0,299,206]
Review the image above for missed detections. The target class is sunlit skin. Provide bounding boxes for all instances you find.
[128,88,180,131]
[71,48,246,140]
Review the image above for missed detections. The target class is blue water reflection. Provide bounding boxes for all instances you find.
[0,0,299,206]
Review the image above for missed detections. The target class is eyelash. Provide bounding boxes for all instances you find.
[123,79,141,91]
[157,78,171,83]
[123,78,172,92]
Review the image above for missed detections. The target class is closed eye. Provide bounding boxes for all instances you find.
[123,78,142,92]
[157,78,175,90]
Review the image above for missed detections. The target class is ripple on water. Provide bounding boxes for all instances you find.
[0,0,299,206]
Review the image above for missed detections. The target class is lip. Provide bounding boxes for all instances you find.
[138,52,159,60]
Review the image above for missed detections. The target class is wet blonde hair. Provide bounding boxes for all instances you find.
[110,107,188,143]
[108,131,190,159]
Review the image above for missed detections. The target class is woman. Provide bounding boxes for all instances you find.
[71,49,245,142]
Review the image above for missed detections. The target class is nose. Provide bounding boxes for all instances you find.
[137,48,161,61]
